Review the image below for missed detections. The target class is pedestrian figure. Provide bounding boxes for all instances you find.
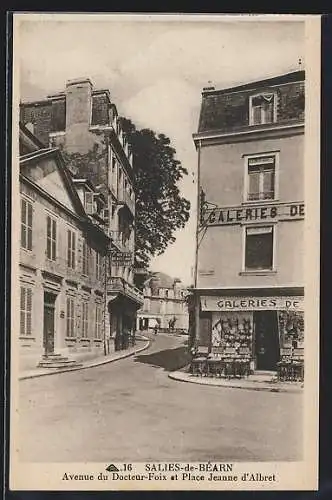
[154,324,158,335]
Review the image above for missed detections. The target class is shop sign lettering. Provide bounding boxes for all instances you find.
[201,296,304,312]
[203,202,305,226]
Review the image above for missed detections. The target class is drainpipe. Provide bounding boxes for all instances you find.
[194,139,202,348]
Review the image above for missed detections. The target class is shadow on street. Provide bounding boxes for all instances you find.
[134,345,190,372]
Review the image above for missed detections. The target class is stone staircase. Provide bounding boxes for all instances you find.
[37,353,83,369]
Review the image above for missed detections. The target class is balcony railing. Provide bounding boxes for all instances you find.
[107,276,144,305]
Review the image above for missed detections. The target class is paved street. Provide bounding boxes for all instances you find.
[18,333,303,463]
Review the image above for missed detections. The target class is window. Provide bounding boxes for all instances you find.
[245,226,274,270]
[95,305,103,339]
[165,290,169,298]
[95,252,103,281]
[46,215,56,260]
[82,240,91,276]
[20,286,32,336]
[249,93,276,125]
[247,155,276,201]
[66,297,75,337]
[67,230,76,269]
[85,192,95,215]
[82,302,89,338]
[21,198,33,250]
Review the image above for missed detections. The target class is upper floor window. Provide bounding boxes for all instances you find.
[67,229,76,269]
[85,192,95,215]
[95,252,103,281]
[245,226,274,271]
[21,198,33,251]
[249,93,276,126]
[20,286,32,336]
[46,215,57,261]
[246,155,276,201]
[82,240,90,276]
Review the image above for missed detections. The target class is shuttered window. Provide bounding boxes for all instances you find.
[46,216,57,260]
[66,297,75,337]
[21,199,33,250]
[20,286,32,336]
[82,302,89,338]
[95,305,103,339]
[67,230,76,269]
[82,240,90,275]
[247,156,276,201]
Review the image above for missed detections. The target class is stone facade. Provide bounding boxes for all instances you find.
[20,78,143,354]
[137,273,189,333]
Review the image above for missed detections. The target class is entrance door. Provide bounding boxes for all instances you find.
[43,292,56,355]
[199,313,212,348]
[254,311,279,371]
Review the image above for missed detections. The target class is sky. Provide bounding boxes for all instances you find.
[16,14,305,285]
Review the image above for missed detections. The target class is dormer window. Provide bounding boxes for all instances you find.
[85,192,96,215]
[249,93,276,125]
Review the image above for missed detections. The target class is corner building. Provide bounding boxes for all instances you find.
[192,71,305,372]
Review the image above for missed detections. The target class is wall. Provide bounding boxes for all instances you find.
[197,132,304,289]
[200,133,304,206]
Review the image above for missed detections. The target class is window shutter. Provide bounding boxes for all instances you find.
[20,287,26,335]
[26,289,32,335]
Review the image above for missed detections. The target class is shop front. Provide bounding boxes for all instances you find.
[198,290,304,372]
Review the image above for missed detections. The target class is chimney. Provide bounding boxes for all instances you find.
[65,78,93,154]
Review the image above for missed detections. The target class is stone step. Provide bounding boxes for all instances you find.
[37,359,83,369]
[41,354,69,361]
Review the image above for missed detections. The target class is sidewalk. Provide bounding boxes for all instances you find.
[19,336,150,381]
[168,368,303,393]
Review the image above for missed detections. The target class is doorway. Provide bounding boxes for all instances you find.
[43,292,56,356]
[254,311,280,371]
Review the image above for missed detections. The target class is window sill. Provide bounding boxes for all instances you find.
[242,199,279,206]
[239,270,277,276]
[65,337,77,341]
[19,336,36,340]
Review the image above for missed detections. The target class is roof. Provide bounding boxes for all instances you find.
[19,122,47,151]
[145,272,182,289]
[20,147,86,219]
[202,70,305,97]
[197,70,305,134]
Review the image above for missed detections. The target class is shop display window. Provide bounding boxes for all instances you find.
[277,311,304,348]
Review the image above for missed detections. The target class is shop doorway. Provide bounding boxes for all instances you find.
[254,311,279,371]
[199,312,212,348]
[43,292,56,356]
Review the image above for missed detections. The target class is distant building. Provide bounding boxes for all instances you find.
[20,78,144,353]
[192,70,305,372]
[19,123,109,370]
[137,272,189,333]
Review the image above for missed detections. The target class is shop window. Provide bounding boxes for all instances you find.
[245,226,274,270]
[20,286,32,336]
[82,302,89,338]
[67,229,76,269]
[46,215,57,261]
[21,198,33,251]
[66,297,75,337]
[249,93,276,125]
[247,155,276,201]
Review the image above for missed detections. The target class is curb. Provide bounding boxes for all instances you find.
[19,337,151,381]
[168,371,303,394]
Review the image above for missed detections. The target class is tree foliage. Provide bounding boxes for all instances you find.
[120,117,190,269]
